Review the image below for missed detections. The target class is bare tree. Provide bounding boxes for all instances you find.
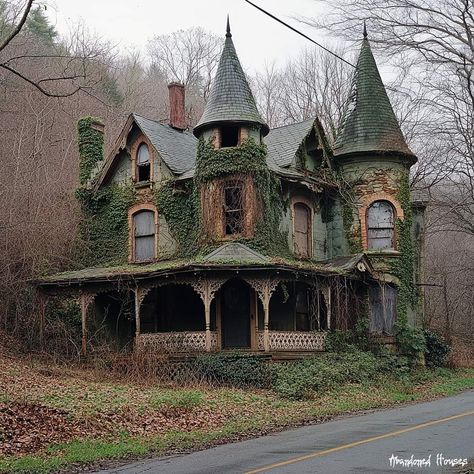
[0,0,112,98]
[253,46,352,139]
[147,27,221,100]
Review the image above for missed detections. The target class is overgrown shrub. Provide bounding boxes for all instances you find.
[271,351,393,400]
[395,324,426,362]
[325,317,372,353]
[423,329,451,367]
[194,352,271,388]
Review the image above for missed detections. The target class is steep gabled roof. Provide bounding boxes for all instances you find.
[193,19,269,136]
[133,114,196,174]
[94,114,197,190]
[265,118,316,168]
[334,33,415,160]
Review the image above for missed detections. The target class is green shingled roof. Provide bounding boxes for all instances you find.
[334,35,415,160]
[193,20,269,137]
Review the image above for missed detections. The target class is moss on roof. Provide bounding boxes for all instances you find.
[35,254,373,287]
[334,35,415,160]
[193,21,268,136]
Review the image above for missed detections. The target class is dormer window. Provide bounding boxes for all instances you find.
[136,143,150,182]
[220,125,239,148]
[224,181,243,235]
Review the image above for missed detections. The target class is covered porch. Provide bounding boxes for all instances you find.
[35,253,374,356]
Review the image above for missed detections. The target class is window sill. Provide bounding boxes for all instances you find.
[134,181,153,189]
[365,250,400,257]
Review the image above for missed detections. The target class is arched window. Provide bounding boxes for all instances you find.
[136,143,150,182]
[293,202,312,258]
[367,200,395,250]
[133,210,155,262]
[224,181,244,235]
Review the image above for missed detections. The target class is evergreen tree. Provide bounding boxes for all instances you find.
[25,5,57,44]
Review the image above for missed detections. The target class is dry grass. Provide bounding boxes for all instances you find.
[1,353,473,473]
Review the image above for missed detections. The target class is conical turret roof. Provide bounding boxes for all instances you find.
[334,30,415,160]
[193,18,269,137]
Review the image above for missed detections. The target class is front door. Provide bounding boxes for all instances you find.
[221,279,250,348]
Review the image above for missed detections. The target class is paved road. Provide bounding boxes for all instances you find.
[96,390,474,474]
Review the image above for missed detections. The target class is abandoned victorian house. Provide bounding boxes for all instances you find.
[36,21,425,357]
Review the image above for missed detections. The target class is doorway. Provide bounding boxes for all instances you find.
[220,279,251,348]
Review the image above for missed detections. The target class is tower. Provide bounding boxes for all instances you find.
[193,18,271,245]
[334,27,419,326]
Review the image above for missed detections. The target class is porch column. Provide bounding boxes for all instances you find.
[263,289,270,352]
[134,287,142,350]
[190,278,224,352]
[79,293,94,356]
[322,285,332,330]
[204,292,211,352]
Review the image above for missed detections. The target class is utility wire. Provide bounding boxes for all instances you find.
[243,0,355,68]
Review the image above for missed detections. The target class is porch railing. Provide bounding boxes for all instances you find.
[257,330,327,351]
[139,331,218,352]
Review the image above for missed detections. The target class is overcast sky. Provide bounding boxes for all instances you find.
[46,0,344,74]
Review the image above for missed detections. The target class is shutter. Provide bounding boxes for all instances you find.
[294,203,311,257]
[134,211,155,261]
[367,201,394,250]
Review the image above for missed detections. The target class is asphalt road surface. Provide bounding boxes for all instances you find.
[96,390,474,474]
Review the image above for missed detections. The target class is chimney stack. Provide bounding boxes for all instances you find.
[168,82,186,130]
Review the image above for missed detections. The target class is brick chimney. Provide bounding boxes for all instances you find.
[168,82,186,130]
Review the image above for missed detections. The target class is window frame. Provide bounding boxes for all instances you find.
[223,180,244,236]
[128,204,158,263]
[366,200,396,251]
[292,197,313,259]
[131,138,154,185]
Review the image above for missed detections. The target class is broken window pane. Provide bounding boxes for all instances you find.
[136,143,151,182]
[367,200,395,250]
[224,182,244,235]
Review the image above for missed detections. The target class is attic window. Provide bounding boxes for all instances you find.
[136,143,150,182]
[224,181,244,235]
[220,125,239,148]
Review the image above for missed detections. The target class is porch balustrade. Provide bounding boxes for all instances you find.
[257,330,327,351]
[138,331,218,352]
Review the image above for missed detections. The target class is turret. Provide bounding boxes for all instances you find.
[193,18,270,245]
[335,26,416,253]
[193,17,269,146]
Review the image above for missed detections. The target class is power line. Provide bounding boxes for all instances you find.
[243,0,355,68]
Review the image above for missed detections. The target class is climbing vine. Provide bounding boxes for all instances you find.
[195,137,290,256]
[75,185,135,267]
[341,200,363,254]
[154,180,198,257]
[77,117,104,185]
[391,172,425,358]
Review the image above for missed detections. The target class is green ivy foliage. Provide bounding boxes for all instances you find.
[155,180,198,257]
[391,172,423,358]
[75,185,135,267]
[77,117,104,185]
[195,137,290,256]
[342,200,363,254]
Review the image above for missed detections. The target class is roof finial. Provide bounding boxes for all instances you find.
[226,15,232,37]
[363,20,368,38]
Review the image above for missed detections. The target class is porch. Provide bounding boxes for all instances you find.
[137,330,327,352]
[35,254,373,356]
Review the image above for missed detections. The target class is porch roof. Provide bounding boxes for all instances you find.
[34,254,375,289]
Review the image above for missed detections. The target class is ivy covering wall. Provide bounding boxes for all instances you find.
[77,117,104,185]
[75,185,135,267]
[155,137,290,258]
